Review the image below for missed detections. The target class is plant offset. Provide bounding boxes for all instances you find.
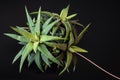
[4,5,120,79]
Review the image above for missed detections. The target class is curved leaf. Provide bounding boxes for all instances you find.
[60,5,70,21]
[70,46,88,53]
[19,42,33,72]
[41,53,51,67]
[34,51,44,72]
[42,19,60,35]
[59,52,73,75]
[42,17,53,29]
[11,27,34,40]
[38,44,61,65]
[44,42,67,51]
[67,13,77,20]
[4,33,29,42]
[25,7,34,33]
[40,35,64,43]
[34,7,41,35]
[77,23,91,43]
[12,46,25,64]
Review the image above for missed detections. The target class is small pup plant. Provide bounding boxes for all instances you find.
[4,5,120,79]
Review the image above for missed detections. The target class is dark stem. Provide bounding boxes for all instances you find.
[75,52,120,80]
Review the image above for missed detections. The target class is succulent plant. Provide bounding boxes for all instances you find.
[4,5,120,79]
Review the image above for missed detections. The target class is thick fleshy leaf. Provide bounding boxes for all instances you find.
[59,52,73,75]
[44,42,67,51]
[62,21,70,41]
[68,32,74,47]
[60,5,70,21]
[41,53,51,67]
[77,23,91,43]
[27,53,35,67]
[25,7,34,33]
[51,22,61,36]
[19,42,33,72]
[34,51,44,72]
[33,42,39,53]
[72,54,77,72]
[34,8,41,35]
[40,35,64,43]
[11,27,34,40]
[12,46,25,64]
[42,17,53,29]
[72,27,78,44]
[70,46,88,53]
[38,44,61,65]
[4,33,29,42]
[42,19,60,35]
[67,13,77,20]
[70,20,84,27]
[57,53,64,60]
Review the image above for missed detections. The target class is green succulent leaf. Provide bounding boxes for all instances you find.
[4,33,29,42]
[44,42,67,51]
[42,17,53,29]
[40,35,64,43]
[60,5,70,21]
[78,23,91,42]
[41,53,51,67]
[59,52,73,75]
[38,44,61,65]
[34,7,41,35]
[34,51,44,72]
[68,32,74,47]
[11,27,34,40]
[33,42,39,53]
[20,42,33,72]
[12,46,25,64]
[70,46,88,53]
[67,13,77,20]
[25,6,34,33]
[72,54,77,72]
[27,53,35,67]
[42,19,60,35]
[72,27,78,44]
[62,21,70,41]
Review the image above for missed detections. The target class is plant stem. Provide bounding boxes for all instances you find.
[75,52,120,80]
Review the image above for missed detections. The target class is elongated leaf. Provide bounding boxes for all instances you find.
[33,42,39,53]
[42,17,53,29]
[68,32,74,47]
[42,19,60,35]
[59,52,73,75]
[27,53,35,67]
[38,44,61,65]
[12,46,25,64]
[20,42,33,72]
[34,8,41,35]
[72,27,78,44]
[72,54,77,72]
[41,53,51,67]
[34,52,44,72]
[4,33,29,42]
[40,35,64,43]
[11,27,34,40]
[25,7,34,33]
[70,46,88,53]
[77,23,91,43]
[60,5,70,21]
[67,13,77,20]
[44,42,67,51]
[62,21,70,41]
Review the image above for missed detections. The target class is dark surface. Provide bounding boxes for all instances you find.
[0,0,120,80]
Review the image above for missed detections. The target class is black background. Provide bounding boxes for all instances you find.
[0,0,120,80]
